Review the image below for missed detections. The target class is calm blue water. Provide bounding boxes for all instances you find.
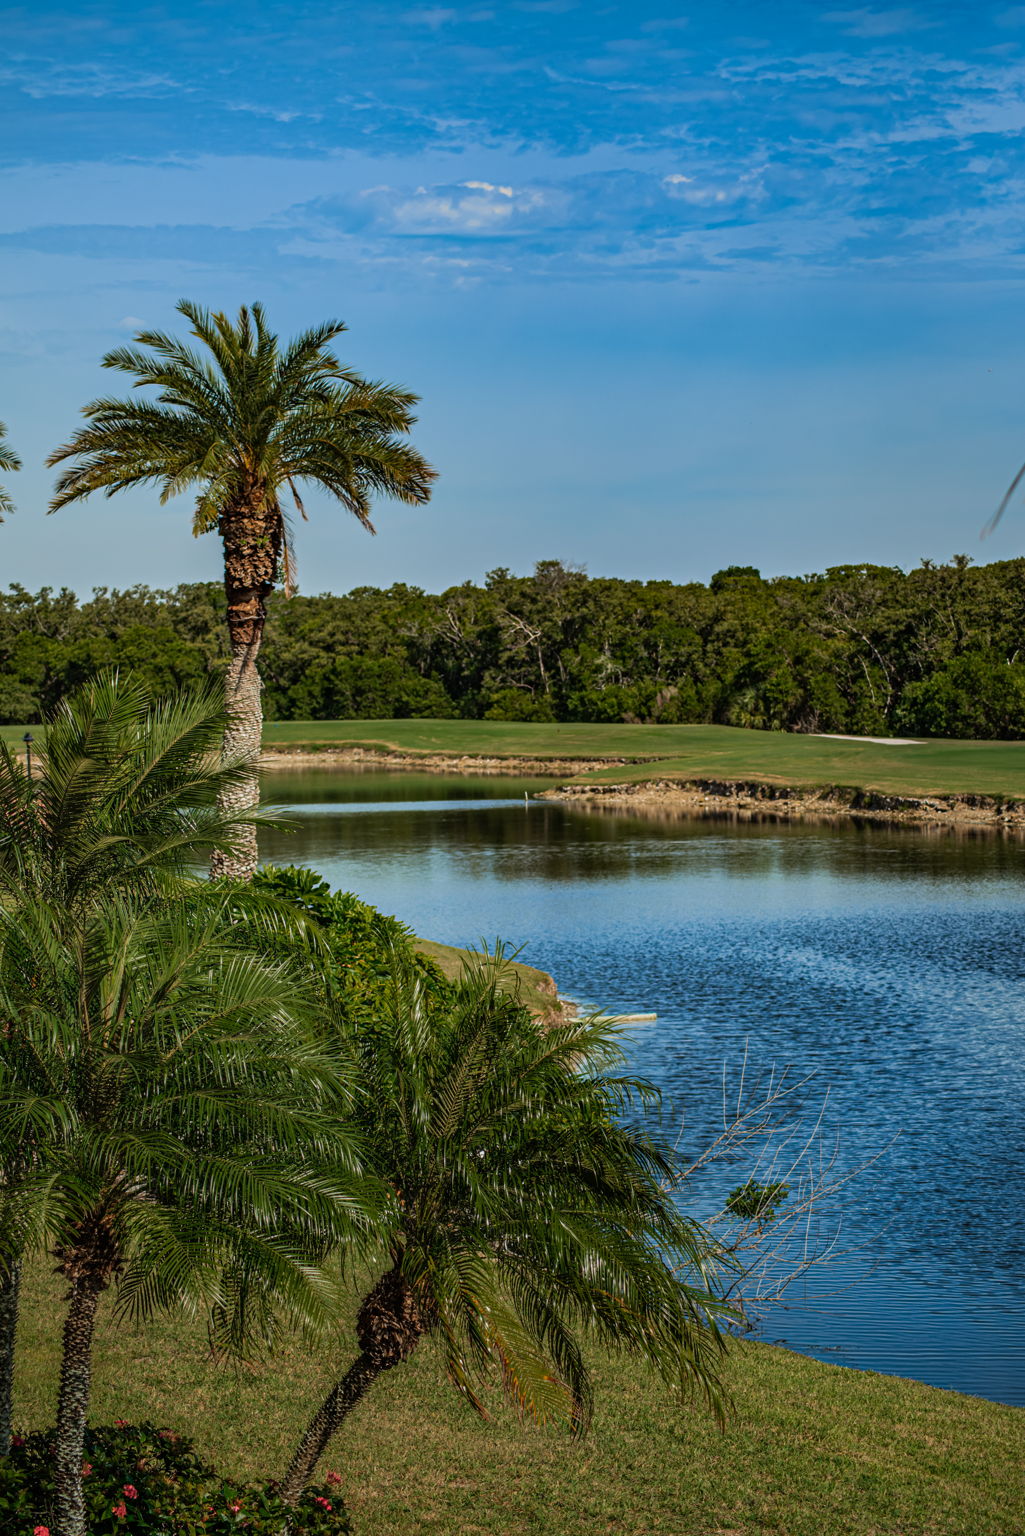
[260,769,1025,1407]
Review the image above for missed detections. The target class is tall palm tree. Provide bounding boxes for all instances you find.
[0,890,373,1536]
[279,951,730,1505]
[47,302,436,879]
[0,421,21,519]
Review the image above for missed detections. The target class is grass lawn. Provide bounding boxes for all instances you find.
[14,1263,1023,1536]
[6,718,1023,797]
[255,720,1025,799]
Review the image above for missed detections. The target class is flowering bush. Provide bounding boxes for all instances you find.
[0,1423,350,1535]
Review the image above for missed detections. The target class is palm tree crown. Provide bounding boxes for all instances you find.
[0,671,268,913]
[47,301,436,878]
[0,420,21,520]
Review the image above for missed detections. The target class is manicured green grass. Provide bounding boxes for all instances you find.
[14,1263,1023,1535]
[259,719,1025,799]
[413,938,561,1018]
[8,717,1024,797]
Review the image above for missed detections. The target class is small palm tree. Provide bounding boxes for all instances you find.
[279,952,729,1504]
[0,891,371,1536]
[0,671,311,1455]
[0,421,21,519]
[47,302,436,879]
[0,669,268,912]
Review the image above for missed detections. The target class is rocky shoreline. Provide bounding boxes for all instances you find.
[537,777,1025,832]
[260,746,1025,832]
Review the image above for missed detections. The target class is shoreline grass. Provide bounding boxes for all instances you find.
[413,936,562,1018]
[14,1262,1023,1536]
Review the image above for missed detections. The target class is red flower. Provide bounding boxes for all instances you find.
[11,1435,24,1447]
[112,1504,127,1519]
[326,1471,342,1485]
[33,1526,50,1536]
[314,1496,333,1510]
[122,1484,138,1499]
[228,1501,243,1513]
[81,1462,92,1476]
[114,1418,129,1428]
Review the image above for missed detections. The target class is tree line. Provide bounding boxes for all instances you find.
[3,553,1025,738]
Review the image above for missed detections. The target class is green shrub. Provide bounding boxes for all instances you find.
[0,1422,350,1534]
[250,865,451,1023]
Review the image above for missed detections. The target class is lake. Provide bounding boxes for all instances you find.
[259,766,1025,1408]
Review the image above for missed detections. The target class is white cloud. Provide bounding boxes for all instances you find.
[392,186,541,231]
[662,169,766,206]
[463,180,514,195]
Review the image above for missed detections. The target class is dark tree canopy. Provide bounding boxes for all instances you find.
[0,554,1023,738]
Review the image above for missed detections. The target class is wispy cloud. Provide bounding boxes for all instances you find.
[0,60,182,99]
[402,7,457,27]
[227,102,322,123]
[823,7,932,38]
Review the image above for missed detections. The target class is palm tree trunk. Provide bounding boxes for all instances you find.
[53,1274,103,1536]
[210,628,263,881]
[0,1258,20,1454]
[210,499,280,882]
[279,1352,384,1504]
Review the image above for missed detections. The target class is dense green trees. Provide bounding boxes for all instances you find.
[1,553,1024,737]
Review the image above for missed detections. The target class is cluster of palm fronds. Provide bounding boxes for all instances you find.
[0,423,19,522]
[0,674,731,1536]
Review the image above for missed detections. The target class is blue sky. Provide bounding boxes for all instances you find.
[4,0,1025,594]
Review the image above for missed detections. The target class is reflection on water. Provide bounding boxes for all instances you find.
[259,768,1025,1407]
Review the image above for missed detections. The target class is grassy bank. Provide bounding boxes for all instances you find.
[413,937,564,1019]
[13,1262,1023,1536]
[255,721,1025,799]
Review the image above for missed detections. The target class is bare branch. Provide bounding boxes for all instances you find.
[668,1050,896,1329]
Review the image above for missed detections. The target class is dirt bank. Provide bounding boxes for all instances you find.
[537,778,1025,832]
[260,745,627,776]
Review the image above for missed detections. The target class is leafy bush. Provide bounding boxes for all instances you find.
[0,1422,350,1534]
[251,865,451,1023]
[725,1180,790,1223]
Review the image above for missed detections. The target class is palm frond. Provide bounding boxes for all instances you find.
[0,419,22,519]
